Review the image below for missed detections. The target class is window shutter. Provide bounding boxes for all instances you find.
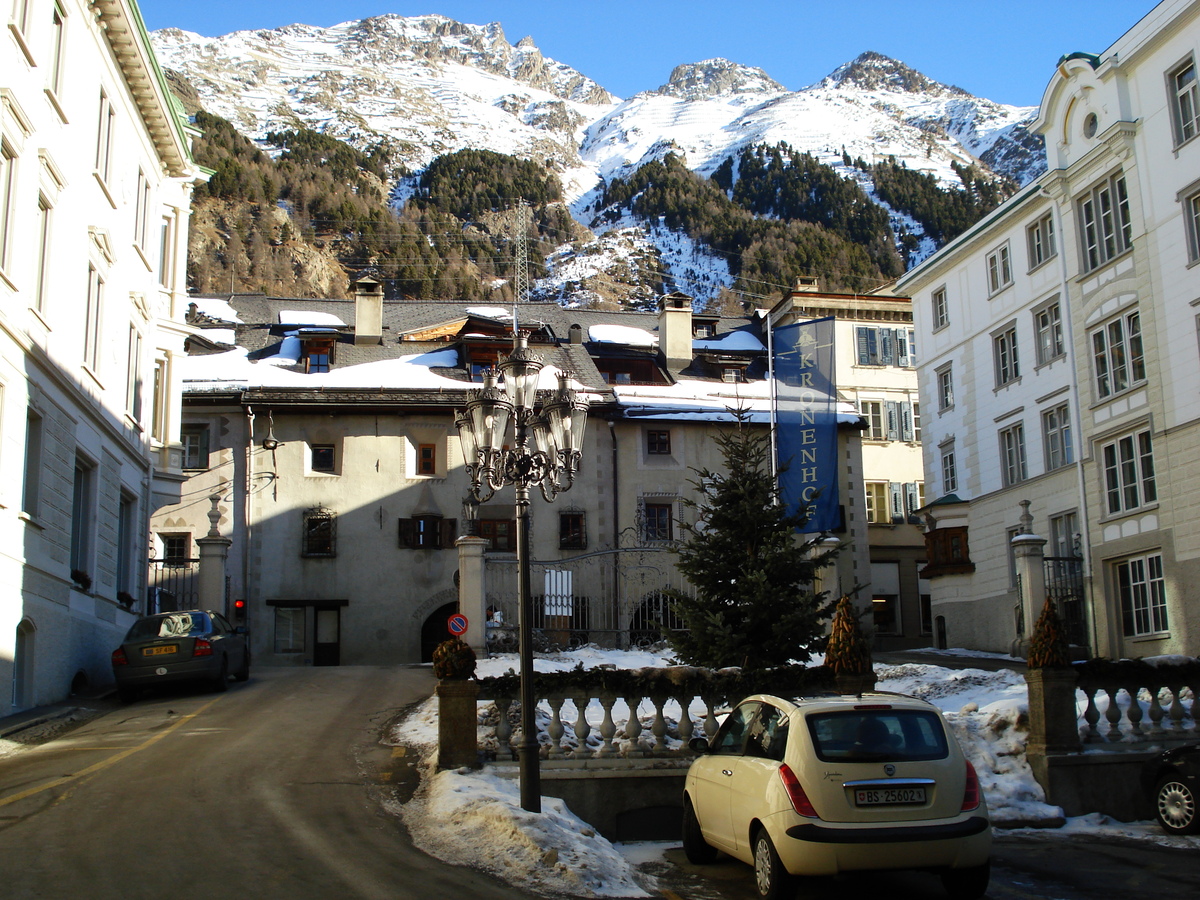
[900,403,914,442]
[889,482,905,524]
[885,401,900,441]
[440,518,458,548]
[895,329,910,367]
[879,329,895,366]
[905,483,921,522]
[398,518,415,548]
[856,327,871,365]
[907,329,917,365]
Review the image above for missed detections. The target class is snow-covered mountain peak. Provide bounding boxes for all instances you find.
[654,58,785,100]
[823,50,967,98]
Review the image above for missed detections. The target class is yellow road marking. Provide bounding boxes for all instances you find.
[0,698,223,808]
[658,890,685,900]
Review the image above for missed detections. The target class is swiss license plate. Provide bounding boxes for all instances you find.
[142,645,177,657]
[855,786,926,806]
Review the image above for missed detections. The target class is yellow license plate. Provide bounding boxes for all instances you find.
[143,645,177,657]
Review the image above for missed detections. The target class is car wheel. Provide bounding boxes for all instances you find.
[752,828,793,900]
[212,657,229,693]
[681,798,718,865]
[234,650,250,683]
[1155,774,1199,834]
[941,861,990,900]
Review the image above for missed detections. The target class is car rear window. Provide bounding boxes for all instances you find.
[126,613,210,640]
[805,709,949,762]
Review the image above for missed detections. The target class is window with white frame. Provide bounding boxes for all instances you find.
[1042,402,1074,471]
[1000,423,1027,486]
[22,410,42,517]
[1091,310,1144,399]
[275,608,305,653]
[1169,57,1198,146]
[1034,298,1065,365]
[870,561,901,635]
[1101,427,1156,516]
[1078,172,1132,272]
[48,2,67,101]
[1027,213,1056,269]
[1184,186,1200,265]
[855,326,915,367]
[932,287,948,330]
[181,425,210,470]
[940,445,958,494]
[159,213,176,287]
[937,365,954,411]
[993,324,1020,387]
[1049,511,1079,558]
[70,456,94,578]
[35,194,51,313]
[860,400,885,440]
[84,265,103,371]
[151,358,167,442]
[134,170,151,250]
[911,401,921,443]
[986,243,1013,294]
[125,325,142,419]
[0,140,15,272]
[865,482,890,524]
[1117,553,1168,636]
[95,89,114,185]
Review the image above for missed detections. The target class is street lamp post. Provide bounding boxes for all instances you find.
[455,332,589,813]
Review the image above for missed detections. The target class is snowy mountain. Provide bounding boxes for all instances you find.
[151,15,1044,205]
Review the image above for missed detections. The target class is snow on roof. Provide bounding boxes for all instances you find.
[189,297,243,324]
[589,323,656,347]
[196,328,236,345]
[465,306,513,320]
[612,379,859,424]
[278,310,347,327]
[694,330,765,352]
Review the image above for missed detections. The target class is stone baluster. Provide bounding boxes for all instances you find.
[649,694,669,752]
[702,697,721,739]
[569,693,593,759]
[1146,686,1167,736]
[1105,687,1124,740]
[596,692,618,757]
[1168,684,1188,733]
[676,694,695,751]
[1126,686,1144,737]
[495,697,515,759]
[547,694,566,758]
[624,694,644,755]
[1080,687,1103,742]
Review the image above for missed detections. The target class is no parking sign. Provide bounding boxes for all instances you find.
[447,613,469,636]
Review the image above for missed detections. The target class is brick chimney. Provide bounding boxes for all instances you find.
[354,276,383,345]
[658,291,694,372]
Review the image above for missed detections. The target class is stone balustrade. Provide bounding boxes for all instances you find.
[1075,669,1198,746]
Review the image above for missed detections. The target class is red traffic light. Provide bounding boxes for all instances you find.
[233,599,247,619]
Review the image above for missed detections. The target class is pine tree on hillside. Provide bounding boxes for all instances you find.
[666,411,840,670]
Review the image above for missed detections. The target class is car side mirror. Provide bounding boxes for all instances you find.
[689,736,711,754]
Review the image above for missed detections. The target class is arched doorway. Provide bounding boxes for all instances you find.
[420,602,459,663]
[13,619,35,710]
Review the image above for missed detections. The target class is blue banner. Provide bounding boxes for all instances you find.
[773,317,838,533]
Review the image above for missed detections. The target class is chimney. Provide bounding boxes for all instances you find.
[354,276,383,345]
[792,276,821,294]
[658,291,694,372]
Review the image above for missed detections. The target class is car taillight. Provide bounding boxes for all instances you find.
[193,639,214,658]
[112,648,127,666]
[778,764,819,818]
[961,759,981,811]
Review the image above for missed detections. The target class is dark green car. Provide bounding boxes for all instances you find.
[111,610,249,702]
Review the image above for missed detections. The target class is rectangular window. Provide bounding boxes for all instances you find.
[1091,310,1145,399]
[125,325,142,420]
[181,425,210,469]
[160,533,190,565]
[22,411,42,517]
[302,508,336,557]
[937,365,954,411]
[117,492,136,598]
[134,170,151,249]
[0,141,15,271]
[84,265,103,371]
[1102,428,1156,515]
[855,326,914,367]
[95,90,114,183]
[1000,423,1027,486]
[1035,300,1065,365]
[310,444,335,473]
[1117,553,1168,637]
[1184,189,1200,264]
[305,351,330,374]
[479,518,515,552]
[48,3,67,99]
[274,607,305,653]
[865,482,890,524]
[941,446,958,494]
[34,194,51,313]
[398,516,455,549]
[993,324,1020,387]
[151,358,167,442]
[642,502,674,542]
[159,214,175,287]
[1050,511,1079,558]
[417,443,436,475]
[1170,58,1199,145]
[911,401,921,443]
[1027,213,1057,269]
[1042,402,1074,471]
[860,400,885,440]
[647,430,671,455]
[1078,173,1132,272]
[871,562,901,635]
[904,482,925,522]
[986,244,1013,294]
[559,512,585,550]
[71,458,94,576]
[931,287,948,329]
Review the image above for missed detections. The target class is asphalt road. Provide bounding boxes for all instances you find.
[0,665,529,900]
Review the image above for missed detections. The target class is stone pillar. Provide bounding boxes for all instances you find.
[1011,500,1047,657]
[196,495,232,611]
[456,535,490,655]
[436,678,481,769]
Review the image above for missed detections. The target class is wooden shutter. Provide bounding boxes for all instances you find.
[398,518,415,548]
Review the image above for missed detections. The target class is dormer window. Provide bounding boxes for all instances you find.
[300,331,336,373]
[306,351,329,374]
[693,322,715,339]
[721,368,745,383]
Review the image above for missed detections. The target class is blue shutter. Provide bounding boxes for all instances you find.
[856,327,871,365]
[886,401,901,441]
[889,482,905,524]
[900,403,914,442]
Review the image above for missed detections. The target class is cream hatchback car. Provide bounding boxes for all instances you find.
[682,692,991,900]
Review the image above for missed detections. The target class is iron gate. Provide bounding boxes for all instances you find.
[1045,554,1088,649]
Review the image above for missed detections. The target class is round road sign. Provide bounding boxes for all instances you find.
[447,613,469,635]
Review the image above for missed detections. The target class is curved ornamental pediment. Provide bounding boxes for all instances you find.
[1033,52,1131,170]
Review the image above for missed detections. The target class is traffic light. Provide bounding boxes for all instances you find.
[232,598,247,623]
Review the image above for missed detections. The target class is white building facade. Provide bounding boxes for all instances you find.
[1,0,202,714]
[898,0,1200,658]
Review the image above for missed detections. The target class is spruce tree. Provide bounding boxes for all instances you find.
[667,411,840,670]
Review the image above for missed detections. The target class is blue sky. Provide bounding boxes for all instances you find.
[139,0,1153,107]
